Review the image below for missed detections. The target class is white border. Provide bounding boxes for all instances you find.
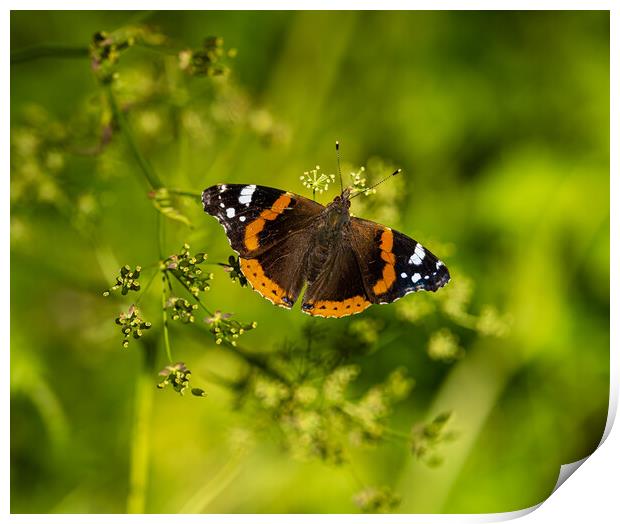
[3,2,617,522]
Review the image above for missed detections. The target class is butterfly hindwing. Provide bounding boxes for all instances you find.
[239,229,311,309]
[350,217,450,304]
[202,184,324,257]
[301,244,372,318]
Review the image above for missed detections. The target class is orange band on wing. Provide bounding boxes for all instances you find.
[239,258,293,307]
[244,193,292,251]
[304,296,371,318]
[372,228,397,295]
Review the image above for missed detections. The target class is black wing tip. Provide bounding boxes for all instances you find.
[429,265,451,292]
[202,185,223,211]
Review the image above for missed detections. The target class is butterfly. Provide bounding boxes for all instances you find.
[202,183,450,318]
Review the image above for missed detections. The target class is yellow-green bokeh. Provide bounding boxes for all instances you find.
[10,10,609,514]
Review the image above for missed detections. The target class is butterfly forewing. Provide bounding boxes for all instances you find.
[203,184,324,308]
[202,184,323,257]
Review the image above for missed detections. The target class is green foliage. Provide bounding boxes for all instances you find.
[10,11,609,515]
[149,188,193,228]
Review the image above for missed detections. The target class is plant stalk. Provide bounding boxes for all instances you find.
[127,341,156,513]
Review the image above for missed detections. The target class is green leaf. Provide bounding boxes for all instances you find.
[149,187,192,228]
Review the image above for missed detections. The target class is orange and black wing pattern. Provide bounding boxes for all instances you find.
[300,244,373,318]
[202,184,323,308]
[349,217,450,305]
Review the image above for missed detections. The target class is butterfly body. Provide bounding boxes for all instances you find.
[202,184,449,318]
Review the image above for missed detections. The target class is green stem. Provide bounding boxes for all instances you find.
[167,188,202,200]
[157,213,173,362]
[135,268,159,306]
[11,44,89,64]
[383,427,410,441]
[161,275,173,363]
[180,450,247,513]
[107,87,163,189]
[127,341,156,513]
[168,271,215,317]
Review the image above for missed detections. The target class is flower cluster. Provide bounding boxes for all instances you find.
[115,305,151,348]
[427,328,464,362]
[166,297,198,323]
[157,362,206,397]
[90,26,166,84]
[178,36,236,77]
[410,412,456,467]
[240,360,414,464]
[205,310,257,346]
[396,269,511,364]
[349,157,404,228]
[349,166,376,196]
[353,486,401,514]
[103,265,142,296]
[162,244,212,297]
[220,255,248,287]
[10,106,68,208]
[348,317,383,346]
[300,165,336,198]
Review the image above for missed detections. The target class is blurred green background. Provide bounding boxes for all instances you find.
[10,11,609,514]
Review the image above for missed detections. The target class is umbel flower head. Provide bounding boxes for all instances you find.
[205,310,257,346]
[103,265,142,296]
[157,362,206,397]
[178,36,236,77]
[300,165,336,197]
[220,255,248,287]
[162,244,213,297]
[115,305,151,348]
[166,296,199,323]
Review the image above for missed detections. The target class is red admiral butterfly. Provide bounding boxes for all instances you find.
[202,163,449,318]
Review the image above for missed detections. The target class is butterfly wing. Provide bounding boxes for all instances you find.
[301,244,373,318]
[349,217,450,304]
[202,184,324,308]
[202,184,324,256]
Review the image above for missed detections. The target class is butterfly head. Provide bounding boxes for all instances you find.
[325,189,352,228]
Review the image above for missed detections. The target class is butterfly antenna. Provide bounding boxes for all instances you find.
[350,168,402,200]
[336,141,344,194]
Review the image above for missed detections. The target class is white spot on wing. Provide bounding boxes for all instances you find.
[226,207,236,218]
[415,243,426,260]
[219,184,227,193]
[409,253,423,265]
[436,261,443,269]
[219,203,225,208]
[238,185,256,206]
[239,216,246,222]
[411,273,421,282]
[401,272,407,278]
